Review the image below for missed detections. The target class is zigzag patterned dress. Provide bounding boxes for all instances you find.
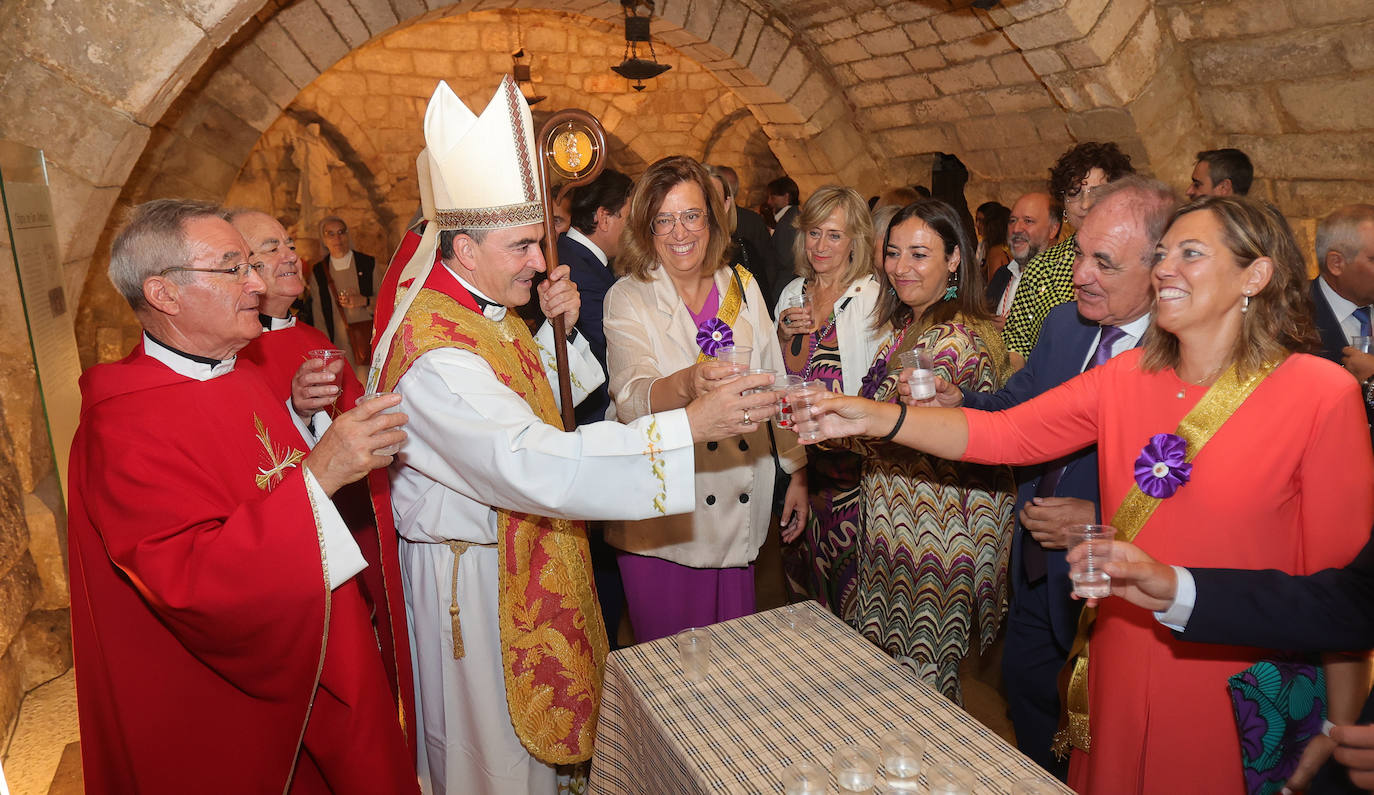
[851,315,1015,702]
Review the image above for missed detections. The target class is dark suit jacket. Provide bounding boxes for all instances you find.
[1181,529,1374,789]
[766,206,800,313]
[962,303,1106,649]
[735,207,776,294]
[304,251,377,341]
[986,262,1015,308]
[1310,278,1374,447]
[558,233,614,426]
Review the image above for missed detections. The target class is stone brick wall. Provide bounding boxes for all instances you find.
[224,10,788,264]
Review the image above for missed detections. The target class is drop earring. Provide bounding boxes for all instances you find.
[943,269,959,301]
[1241,293,1250,314]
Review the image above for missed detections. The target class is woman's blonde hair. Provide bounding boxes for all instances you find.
[616,156,731,281]
[791,185,875,288]
[1141,196,1320,376]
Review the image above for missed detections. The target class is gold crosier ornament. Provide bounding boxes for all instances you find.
[537,110,607,429]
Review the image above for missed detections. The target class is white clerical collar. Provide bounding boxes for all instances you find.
[565,227,607,267]
[143,332,236,381]
[260,314,296,332]
[446,265,507,321]
[330,251,354,271]
[1318,275,1360,323]
[773,206,790,223]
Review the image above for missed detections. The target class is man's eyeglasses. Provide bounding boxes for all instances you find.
[158,262,264,281]
[651,209,707,236]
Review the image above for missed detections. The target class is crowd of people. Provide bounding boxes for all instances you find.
[66,68,1374,795]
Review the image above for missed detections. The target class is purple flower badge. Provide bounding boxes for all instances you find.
[858,358,889,400]
[1134,432,1193,499]
[696,318,733,357]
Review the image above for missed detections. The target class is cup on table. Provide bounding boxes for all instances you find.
[675,627,713,682]
[306,348,346,414]
[879,729,925,791]
[927,763,974,795]
[831,744,878,793]
[714,344,752,371]
[778,602,814,631]
[1354,335,1373,353]
[897,349,936,401]
[774,375,805,430]
[355,392,405,456]
[781,293,813,332]
[788,379,828,443]
[780,760,827,795]
[1012,779,1058,794]
[1066,524,1117,599]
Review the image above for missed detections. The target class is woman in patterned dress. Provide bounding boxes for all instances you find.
[846,199,1015,702]
[775,186,888,616]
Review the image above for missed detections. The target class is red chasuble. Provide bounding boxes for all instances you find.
[238,322,418,764]
[68,344,417,795]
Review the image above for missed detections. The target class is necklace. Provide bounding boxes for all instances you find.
[1175,360,1228,399]
[802,310,839,381]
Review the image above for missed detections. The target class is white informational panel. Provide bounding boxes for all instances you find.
[0,141,82,502]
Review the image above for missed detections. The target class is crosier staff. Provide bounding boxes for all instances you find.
[536,110,608,429]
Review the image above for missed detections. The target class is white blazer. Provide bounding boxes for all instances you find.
[602,265,806,568]
[775,275,888,396]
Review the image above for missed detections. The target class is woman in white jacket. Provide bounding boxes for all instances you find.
[775,186,889,617]
[603,156,808,642]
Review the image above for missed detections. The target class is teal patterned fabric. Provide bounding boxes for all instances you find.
[1226,659,1327,795]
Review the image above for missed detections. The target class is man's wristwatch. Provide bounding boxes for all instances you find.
[1363,375,1374,407]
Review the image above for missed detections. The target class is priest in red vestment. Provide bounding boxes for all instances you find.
[68,199,418,794]
[229,208,417,761]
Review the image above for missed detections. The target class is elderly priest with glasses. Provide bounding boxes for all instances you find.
[67,199,418,794]
[371,77,777,794]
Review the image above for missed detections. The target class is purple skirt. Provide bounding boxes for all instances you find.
[616,551,755,643]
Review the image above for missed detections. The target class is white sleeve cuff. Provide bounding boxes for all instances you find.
[303,469,367,590]
[287,398,332,447]
[1154,565,1196,631]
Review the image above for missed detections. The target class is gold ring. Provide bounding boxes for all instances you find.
[743,409,752,425]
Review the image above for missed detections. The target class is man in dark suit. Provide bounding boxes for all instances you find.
[766,176,801,313]
[712,165,777,291]
[928,176,1176,778]
[1311,204,1374,446]
[558,169,631,426]
[1076,532,1374,792]
[304,215,377,367]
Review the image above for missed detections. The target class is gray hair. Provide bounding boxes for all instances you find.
[109,198,222,310]
[438,228,490,261]
[318,214,347,238]
[1316,204,1374,272]
[1089,175,1179,263]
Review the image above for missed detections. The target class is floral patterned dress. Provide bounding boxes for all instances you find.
[849,313,1015,702]
[780,310,864,617]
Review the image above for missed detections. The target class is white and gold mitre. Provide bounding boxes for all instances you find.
[424,76,544,231]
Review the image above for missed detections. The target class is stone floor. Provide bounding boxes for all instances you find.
[0,531,1015,795]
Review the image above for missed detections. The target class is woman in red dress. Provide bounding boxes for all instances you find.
[799,196,1374,793]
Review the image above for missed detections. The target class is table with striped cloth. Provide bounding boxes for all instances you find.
[590,601,1070,793]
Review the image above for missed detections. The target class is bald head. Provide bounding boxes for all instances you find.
[1008,192,1059,264]
[227,210,302,318]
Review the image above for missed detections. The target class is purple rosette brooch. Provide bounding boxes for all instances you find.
[1134,432,1192,498]
[696,318,733,357]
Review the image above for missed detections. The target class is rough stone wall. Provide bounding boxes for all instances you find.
[223,10,788,264]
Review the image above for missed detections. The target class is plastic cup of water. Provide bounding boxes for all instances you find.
[355,392,405,456]
[927,763,974,795]
[1067,524,1118,599]
[775,375,805,429]
[780,760,827,795]
[831,744,878,793]
[880,729,925,790]
[675,628,712,682]
[714,345,752,369]
[897,349,936,401]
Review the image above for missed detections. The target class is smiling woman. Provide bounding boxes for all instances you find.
[601,155,808,643]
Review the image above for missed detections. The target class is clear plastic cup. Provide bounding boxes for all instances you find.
[1067,524,1117,599]
[714,344,752,369]
[880,729,925,790]
[790,379,828,443]
[831,744,878,793]
[927,763,974,795]
[897,349,936,401]
[775,375,805,429]
[355,392,405,456]
[675,628,712,682]
[780,760,827,795]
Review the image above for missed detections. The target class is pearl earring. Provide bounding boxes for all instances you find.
[1241,294,1250,314]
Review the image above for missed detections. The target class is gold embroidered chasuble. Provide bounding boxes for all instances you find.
[377,284,608,765]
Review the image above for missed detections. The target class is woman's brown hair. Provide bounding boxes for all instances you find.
[616,156,731,281]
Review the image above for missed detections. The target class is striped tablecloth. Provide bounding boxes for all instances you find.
[590,601,1072,793]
